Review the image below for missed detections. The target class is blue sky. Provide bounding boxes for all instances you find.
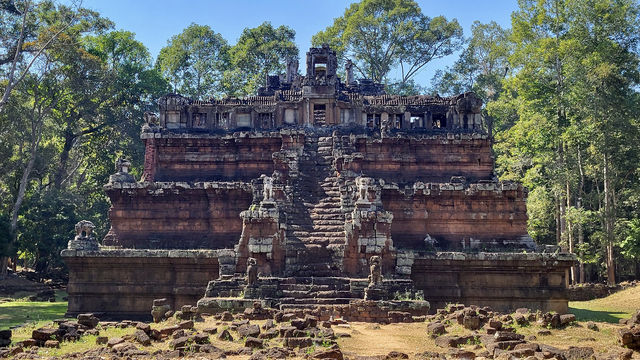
[81,0,518,87]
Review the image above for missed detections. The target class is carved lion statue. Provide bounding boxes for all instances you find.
[246,257,258,286]
[75,220,95,239]
[368,255,383,286]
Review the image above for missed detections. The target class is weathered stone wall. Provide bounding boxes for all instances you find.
[104,182,252,249]
[143,134,283,182]
[337,135,493,184]
[383,183,529,250]
[62,249,220,320]
[410,252,574,313]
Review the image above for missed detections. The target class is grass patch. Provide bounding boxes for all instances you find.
[569,285,640,323]
[0,290,68,330]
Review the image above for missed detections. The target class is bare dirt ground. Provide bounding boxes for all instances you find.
[1,282,639,359]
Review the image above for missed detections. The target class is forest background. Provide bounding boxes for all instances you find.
[1,0,639,286]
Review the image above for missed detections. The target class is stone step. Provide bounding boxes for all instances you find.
[310,214,344,221]
[280,290,355,299]
[278,300,352,311]
[290,297,356,305]
[312,208,345,215]
[309,225,344,232]
[310,219,344,226]
[278,284,351,292]
[289,231,344,237]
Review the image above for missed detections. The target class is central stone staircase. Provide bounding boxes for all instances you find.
[283,135,347,276]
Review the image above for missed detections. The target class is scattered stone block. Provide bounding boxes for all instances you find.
[169,336,190,349]
[313,348,344,360]
[44,340,59,348]
[77,313,99,328]
[618,326,640,350]
[178,320,194,330]
[159,325,180,336]
[386,350,409,359]
[245,336,263,349]
[427,322,446,336]
[134,330,151,346]
[31,327,58,344]
[217,329,233,341]
[284,336,312,348]
[220,311,233,321]
[238,324,261,337]
[107,337,125,348]
[560,314,576,326]
[192,333,209,344]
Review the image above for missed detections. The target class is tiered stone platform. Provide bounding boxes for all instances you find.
[62,46,576,320]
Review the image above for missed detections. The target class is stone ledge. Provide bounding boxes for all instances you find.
[104,181,252,191]
[141,129,301,140]
[382,181,523,195]
[411,251,577,262]
[61,249,224,258]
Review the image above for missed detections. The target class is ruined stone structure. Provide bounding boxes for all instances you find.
[63,46,575,319]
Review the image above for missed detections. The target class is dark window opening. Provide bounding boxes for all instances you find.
[394,114,403,129]
[367,114,381,128]
[410,115,424,129]
[258,113,273,128]
[192,113,207,128]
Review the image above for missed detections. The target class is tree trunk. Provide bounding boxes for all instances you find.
[555,197,562,245]
[577,148,585,284]
[53,127,75,189]
[1,130,41,279]
[566,180,575,284]
[603,151,616,286]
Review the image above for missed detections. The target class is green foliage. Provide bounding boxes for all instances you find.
[156,23,228,99]
[621,218,640,259]
[431,21,511,103]
[0,3,167,275]
[226,22,298,96]
[526,187,556,244]
[312,0,462,85]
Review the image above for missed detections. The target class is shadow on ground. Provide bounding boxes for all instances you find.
[569,307,627,323]
[0,300,68,329]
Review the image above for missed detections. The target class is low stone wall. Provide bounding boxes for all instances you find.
[196,298,430,323]
[324,300,430,323]
[62,249,220,320]
[410,252,576,314]
[567,281,639,301]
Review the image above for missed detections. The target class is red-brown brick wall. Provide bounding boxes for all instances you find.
[153,137,282,182]
[383,187,528,250]
[105,187,252,249]
[342,137,493,183]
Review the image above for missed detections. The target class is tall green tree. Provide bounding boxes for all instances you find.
[567,0,640,284]
[489,0,640,284]
[0,8,167,276]
[431,21,510,103]
[225,22,298,96]
[312,0,462,85]
[156,23,228,99]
